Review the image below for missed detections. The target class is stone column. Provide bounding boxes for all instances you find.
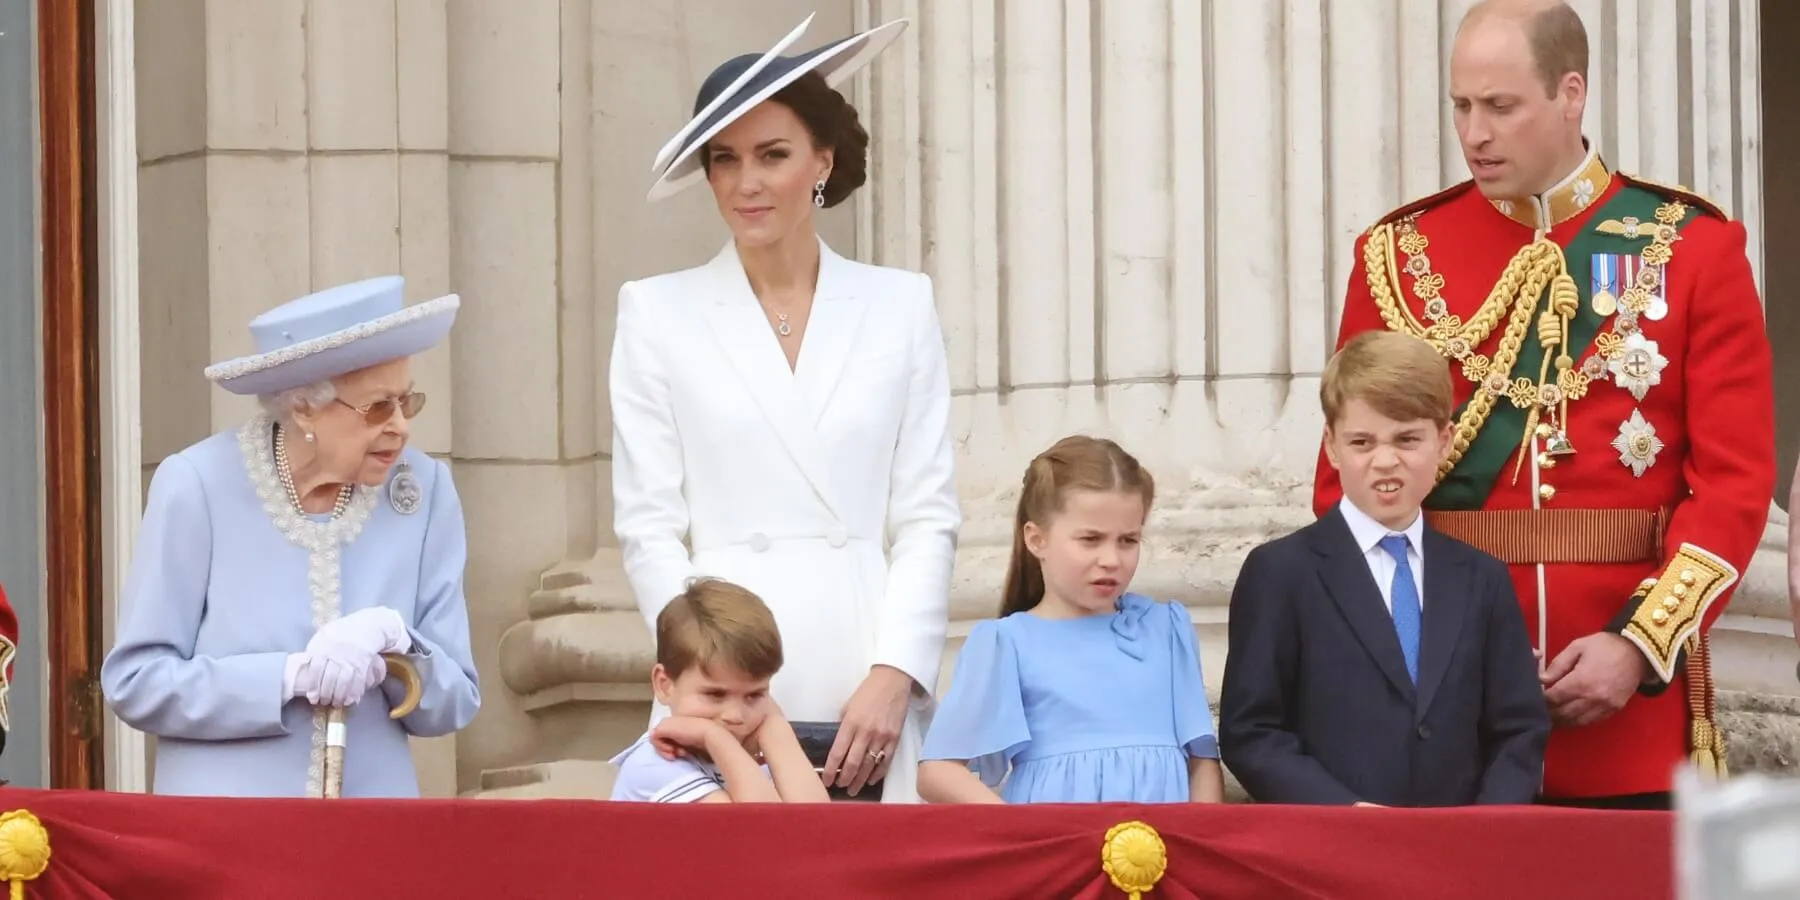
[437,0,607,794]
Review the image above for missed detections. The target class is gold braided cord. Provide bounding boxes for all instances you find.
[1376,222,1519,352]
[1365,224,1565,480]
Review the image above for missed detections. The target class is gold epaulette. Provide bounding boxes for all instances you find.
[1369,180,1477,230]
[1619,543,1740,684]
[1615,173,1728,219]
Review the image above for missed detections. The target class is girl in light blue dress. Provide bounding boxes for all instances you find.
[917,435,1225,804]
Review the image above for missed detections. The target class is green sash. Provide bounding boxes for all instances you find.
[1425,185,1697,510]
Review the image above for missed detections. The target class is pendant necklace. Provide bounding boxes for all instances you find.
[776,312,792,337]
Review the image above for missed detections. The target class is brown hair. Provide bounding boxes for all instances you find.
[1460,1,1588,99]
[1320,331,1454,428]
[1524,3,1588,98]
[699,72,870,208]
[655,578,784,680]
[999,436,1156,618]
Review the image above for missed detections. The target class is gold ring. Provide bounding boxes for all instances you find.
[868,749,886,762]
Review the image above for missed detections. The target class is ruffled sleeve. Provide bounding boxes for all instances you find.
[1167,599,1220,759]
[918,618,1030,787]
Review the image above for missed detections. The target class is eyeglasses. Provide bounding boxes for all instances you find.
[335,391,426,425]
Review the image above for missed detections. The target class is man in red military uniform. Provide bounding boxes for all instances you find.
[1314,0,1775,809]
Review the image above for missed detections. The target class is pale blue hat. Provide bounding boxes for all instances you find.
[204,276,459,396]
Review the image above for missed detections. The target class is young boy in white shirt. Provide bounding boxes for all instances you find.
[609,578,828,804]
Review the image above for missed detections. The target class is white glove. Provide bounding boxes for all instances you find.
[303,608,411,708]
[325,607,412,655]
[283,652,317,701]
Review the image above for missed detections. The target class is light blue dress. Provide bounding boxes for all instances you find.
[100,416,482,798]
[920,593,1218,803]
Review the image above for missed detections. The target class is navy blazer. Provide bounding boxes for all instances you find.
[1219,508,1550,807]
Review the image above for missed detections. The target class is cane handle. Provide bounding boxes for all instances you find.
[382,652,424,719]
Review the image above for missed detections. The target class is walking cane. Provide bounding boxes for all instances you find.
[319,652,425,799]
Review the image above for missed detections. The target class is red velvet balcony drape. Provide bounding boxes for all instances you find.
[0,788,1673,900]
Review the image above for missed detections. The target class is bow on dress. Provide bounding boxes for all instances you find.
[1110,593,1158,661]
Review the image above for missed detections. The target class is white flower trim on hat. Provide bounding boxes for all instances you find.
[204,294,460,384]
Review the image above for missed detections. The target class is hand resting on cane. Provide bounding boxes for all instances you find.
[291,607,413,708]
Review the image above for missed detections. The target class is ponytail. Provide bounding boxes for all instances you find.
[998,489,1045,618]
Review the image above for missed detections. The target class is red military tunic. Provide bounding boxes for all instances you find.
[1313,147,1775,799]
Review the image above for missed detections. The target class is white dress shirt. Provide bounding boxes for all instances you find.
[1337,498,1426,613]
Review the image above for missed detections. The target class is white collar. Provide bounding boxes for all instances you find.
[1338,497,1425,556]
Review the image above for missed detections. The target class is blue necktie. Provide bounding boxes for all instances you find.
[1379,535,1421,684]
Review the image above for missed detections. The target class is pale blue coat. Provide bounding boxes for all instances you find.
[101,422,481,797]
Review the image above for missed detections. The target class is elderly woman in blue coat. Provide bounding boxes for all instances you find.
[101,276,481,798]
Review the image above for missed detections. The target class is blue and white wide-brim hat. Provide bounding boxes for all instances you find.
[645,13,910,202]
[203,276,459,396]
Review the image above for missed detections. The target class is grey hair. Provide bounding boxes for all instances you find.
[257,379,338,423]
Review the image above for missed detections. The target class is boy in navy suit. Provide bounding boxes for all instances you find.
[1220,331,1549,806]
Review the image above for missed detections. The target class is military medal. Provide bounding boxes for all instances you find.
[388,461,422,515]
[1630,256,1669,321]
[1608,334,1667,401]
[1620,255,1670,322]
[1612,410,1665,477]
[1590,253,1623,316]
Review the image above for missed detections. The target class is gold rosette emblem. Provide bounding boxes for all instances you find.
[0,809,50,900]
[1102,820,1167,899]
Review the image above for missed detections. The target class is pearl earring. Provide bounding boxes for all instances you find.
[813,179,826,209]
[304,431,315,444]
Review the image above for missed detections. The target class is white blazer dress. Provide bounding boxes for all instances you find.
[609,237,962,803]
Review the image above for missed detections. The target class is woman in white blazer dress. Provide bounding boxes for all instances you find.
[610,15,960,803]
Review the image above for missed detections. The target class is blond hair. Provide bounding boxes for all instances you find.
[655,578,783,680]
[1001,435,1155,618]
[1320,331,1454,427]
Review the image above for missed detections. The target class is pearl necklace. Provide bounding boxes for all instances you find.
[274,426,354,519]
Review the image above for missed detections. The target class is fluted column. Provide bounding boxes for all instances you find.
[442,0,612,792]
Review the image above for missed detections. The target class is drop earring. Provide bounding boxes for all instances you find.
[813,179,826,209]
